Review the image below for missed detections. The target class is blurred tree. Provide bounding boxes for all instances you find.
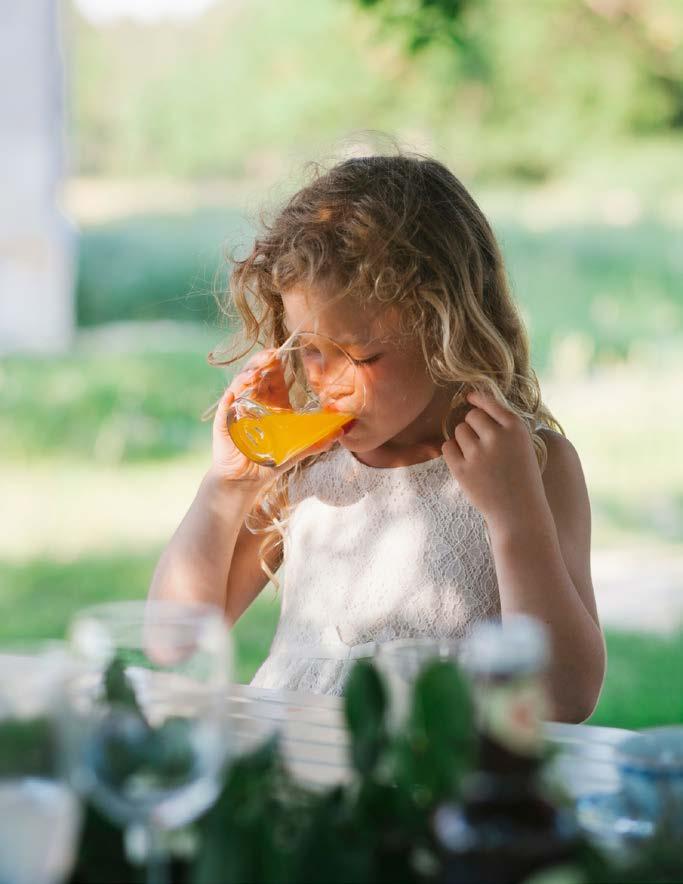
[353,0,683,128]
[65,0,683,182]
[352,0,683,178]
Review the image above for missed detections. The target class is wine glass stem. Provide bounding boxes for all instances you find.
[127,821,168,884]
[145,823,168,884]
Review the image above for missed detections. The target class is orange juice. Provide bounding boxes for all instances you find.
[228,406,354,467]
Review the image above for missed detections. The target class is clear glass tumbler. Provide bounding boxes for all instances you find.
[0,642,81,884]
[227,331,367,468]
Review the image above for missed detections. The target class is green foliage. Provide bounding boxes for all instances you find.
[69,803,143,884]
[355,0,479,56]
[393,660,475,807]
[193,734,308,884]
[90,658,196,794]
[0,349,225,463]
[0,717,54,777]
[352,0,683,178]
[67,0,683,181]
[104,657,143,712]
[499,220,683,371]
[76,210,243,326]
[345,661,390,775]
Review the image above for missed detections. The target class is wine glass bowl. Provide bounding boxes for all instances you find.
[63,600,233,879]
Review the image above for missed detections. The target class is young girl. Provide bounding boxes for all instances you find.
[149,154,605,723]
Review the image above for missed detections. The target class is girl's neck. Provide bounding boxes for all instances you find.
[353,388,464,469]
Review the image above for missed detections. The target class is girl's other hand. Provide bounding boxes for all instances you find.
[211,349,344,487]
[442,391,549,534]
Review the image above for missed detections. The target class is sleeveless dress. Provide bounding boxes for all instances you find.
[250,446,500,696]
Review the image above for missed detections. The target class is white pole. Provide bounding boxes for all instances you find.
[0,0,76,353]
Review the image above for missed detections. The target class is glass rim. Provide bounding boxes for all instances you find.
[614,732,683,772]
[70,599,227,625]
[263,329,367,414]
[0,637,67,656]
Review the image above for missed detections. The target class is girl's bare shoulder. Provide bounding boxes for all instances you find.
[537,427,585,481]
[536,427,590,535]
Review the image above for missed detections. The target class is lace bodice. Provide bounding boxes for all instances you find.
[250,446,500,695]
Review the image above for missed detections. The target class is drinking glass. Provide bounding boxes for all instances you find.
[375,637,463,727]
[63,600,233,884]
[0,643,81,884]
[615,729,683,838]
[227,331,367,467]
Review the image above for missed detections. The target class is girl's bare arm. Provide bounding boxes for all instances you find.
[443,391,605,723]
[148,349,340,622]
[147,469,271,616]
[488,431,606,723]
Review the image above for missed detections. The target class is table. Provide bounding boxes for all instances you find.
[226,683,636,797]
[0,650,637,801]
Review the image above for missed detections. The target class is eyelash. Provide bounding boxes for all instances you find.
[352,354,381,366]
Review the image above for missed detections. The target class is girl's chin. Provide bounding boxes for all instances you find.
[339,432,381,454]
[339,432,365,452]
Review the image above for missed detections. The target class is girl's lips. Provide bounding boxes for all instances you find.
[342,419,358,435]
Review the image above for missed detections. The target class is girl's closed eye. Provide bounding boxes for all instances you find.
[351,353,382,366]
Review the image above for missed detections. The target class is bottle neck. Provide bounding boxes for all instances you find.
[472,671,549,776]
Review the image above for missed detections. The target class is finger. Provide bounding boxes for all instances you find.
[454,421,479,459]
[248,373,291,409]
[442,437,464,470]
[464,406,498,441]
[230,368,260,398]
[243,349,280,372]
[466,391,514,427]
[213,386,236,432]
[230,363,285,397]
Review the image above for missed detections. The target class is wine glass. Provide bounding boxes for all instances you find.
[227,331,367,467]
[63,600,233,884]
[375,637,463,727]
[0,642,81,884]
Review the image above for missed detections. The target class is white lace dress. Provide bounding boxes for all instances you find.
[250,446,500,696]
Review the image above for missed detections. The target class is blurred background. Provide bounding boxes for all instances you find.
[1,0,681,726]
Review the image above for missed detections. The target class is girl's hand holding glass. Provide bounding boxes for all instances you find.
[212,333,365,484]
[210,349,295,486]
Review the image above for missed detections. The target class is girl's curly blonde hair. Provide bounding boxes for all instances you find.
[209,152,562,581]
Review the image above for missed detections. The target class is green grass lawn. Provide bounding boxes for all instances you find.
[0,551,680,730]
[0,551,279,684]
